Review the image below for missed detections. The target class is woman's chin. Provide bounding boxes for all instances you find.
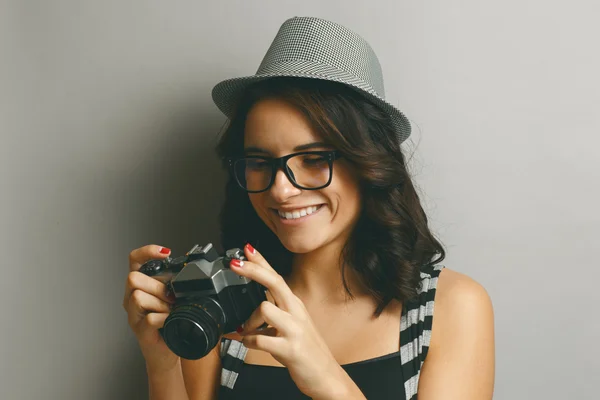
[279,237,321,254]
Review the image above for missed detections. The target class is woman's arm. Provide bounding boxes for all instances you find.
[147,341,222,400]
[147,358,189,400]
[418,269,496,399]
[181,342,223,400]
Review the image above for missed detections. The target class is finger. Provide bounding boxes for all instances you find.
[257,326,278,337]
[242,244,278,305]
[123,271,175,309]
[241,300,293,337]
[243,243,276,272]
[129,244,171,272]
[230,259,299,314]
[241,300,270,334]
[264,289,276,304]
[241,332,285,356]
[126,289,172,325]
[135,312,169,337]
[240,244,282,303]
[242,326,278,338]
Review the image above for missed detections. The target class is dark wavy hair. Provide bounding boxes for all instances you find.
[215,77,445,317]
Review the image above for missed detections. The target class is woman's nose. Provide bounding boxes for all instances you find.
[269,168,301,202]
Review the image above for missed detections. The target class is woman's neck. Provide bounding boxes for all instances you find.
[285,239,369,307]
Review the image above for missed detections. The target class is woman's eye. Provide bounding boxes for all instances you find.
[247,159,270,169]
[303,156,327,166]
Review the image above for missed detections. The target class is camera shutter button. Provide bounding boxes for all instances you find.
[141,259,163,275]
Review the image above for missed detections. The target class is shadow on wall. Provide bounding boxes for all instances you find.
[125,98,228,254]
[108,94,230,400]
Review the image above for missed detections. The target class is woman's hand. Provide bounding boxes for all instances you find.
[123,245,179,373]
[229,243,366,400]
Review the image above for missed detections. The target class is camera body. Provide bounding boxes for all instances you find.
[140,243,267,360]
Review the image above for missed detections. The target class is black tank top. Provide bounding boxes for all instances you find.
[218,264,444,399]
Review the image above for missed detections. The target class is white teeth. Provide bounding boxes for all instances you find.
[278,205,319,220]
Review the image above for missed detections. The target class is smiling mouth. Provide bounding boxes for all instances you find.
[274,205,323,220]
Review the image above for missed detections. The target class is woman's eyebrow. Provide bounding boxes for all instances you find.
[244,142,330,154]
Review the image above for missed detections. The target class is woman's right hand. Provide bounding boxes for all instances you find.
[123,244,179,373]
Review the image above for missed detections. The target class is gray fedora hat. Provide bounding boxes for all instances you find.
[211,16,411,143]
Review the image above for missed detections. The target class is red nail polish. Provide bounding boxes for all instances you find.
[245,243,256,254]
[236,325,244,334]
[159,247,171,254]
[230,259,243,268]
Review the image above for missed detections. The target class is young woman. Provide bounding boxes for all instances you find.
[123,17,495,400]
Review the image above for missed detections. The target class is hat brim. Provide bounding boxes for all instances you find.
[211,60,411,143]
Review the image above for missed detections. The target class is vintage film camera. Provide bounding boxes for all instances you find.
[140,243,267,359]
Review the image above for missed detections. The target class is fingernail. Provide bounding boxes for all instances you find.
[159,247,171,254]
[245,243,256,254]
[230,259,243,268]
[236,325,244,334]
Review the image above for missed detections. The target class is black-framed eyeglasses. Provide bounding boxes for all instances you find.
[226,150,343,193]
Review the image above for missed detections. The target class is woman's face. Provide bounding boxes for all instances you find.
[243,97,362,254]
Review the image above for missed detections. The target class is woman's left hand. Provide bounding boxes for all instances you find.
[228,243,365,400]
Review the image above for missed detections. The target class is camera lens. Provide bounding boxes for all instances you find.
[161,298,224,360]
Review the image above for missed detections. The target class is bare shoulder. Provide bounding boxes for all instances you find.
[434,268,494,316]
[431,268,495,348]
[418,268,495,399]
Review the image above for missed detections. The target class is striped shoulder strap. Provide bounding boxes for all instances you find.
[400,264,445,400]
[219,337,248,390]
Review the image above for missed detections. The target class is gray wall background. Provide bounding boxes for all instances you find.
[1,1,598,399]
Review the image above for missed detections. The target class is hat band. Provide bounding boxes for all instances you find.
[255,59,381,98]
